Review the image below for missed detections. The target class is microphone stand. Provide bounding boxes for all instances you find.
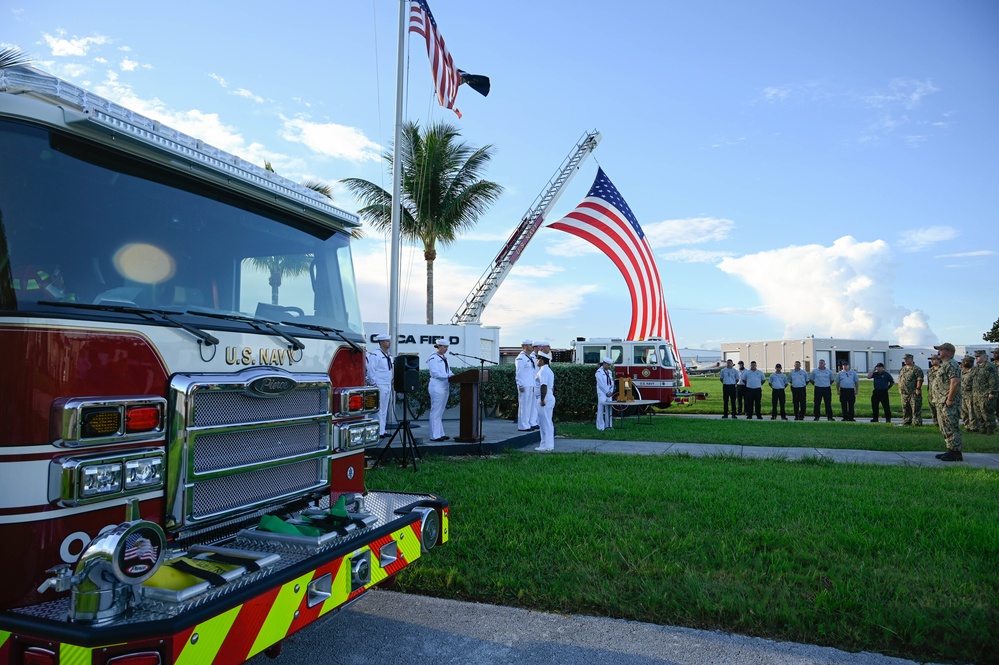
[450,351,497,456]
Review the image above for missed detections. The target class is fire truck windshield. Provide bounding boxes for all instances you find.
[0,119,364,338]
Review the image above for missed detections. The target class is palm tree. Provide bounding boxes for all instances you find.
[247,255,312,306]
[342,121,502,324]
[0,47,31,70]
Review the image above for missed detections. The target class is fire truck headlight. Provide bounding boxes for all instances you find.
[338,421,381,450]
[125,457,163,489]
[81,462,123,497]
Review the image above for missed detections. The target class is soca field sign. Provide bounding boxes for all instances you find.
[364,322,501,368]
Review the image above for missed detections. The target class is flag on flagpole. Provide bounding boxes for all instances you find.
[409,0,465,118]
[548,168,689,385]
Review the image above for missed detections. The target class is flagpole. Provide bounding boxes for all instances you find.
[389,0,408,356]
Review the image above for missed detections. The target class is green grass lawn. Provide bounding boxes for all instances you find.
[369,452,999,665]
[556,417,999,453]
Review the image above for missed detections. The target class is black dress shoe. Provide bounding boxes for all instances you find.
[938,450,963,462]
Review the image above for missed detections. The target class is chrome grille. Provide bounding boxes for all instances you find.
[190,458,325,520]
[168,369,334,532]
[192,388,328,426]
[192,422,328,474]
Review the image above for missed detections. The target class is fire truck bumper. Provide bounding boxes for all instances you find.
[0,492,448,665]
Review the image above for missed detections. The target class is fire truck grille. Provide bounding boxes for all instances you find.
[190,458,325,521]
[192,388,328,426]
[192,422,328,474]
[169,371,334,531]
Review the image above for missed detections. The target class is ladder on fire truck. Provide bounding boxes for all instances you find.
[450,130,601,325]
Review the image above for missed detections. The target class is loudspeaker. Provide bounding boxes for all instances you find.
[393,354,420,393]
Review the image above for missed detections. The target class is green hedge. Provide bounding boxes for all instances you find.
[397,363,602,422]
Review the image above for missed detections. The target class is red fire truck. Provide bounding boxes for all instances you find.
[570,337,680,407]
[0,66,448,665]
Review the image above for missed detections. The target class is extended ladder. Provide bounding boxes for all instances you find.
[450,130,601,325]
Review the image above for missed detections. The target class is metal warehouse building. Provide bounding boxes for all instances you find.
[720,337,993,375]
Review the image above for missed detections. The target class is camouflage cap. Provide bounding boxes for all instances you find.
[903,353,914,359]
[962,355,975,363]
[974,349,987,356]
[933,342,956,353]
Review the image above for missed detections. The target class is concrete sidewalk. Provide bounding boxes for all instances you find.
[381,414,999,469]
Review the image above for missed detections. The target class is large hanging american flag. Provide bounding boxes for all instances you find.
[549,168,689,385]
[409,0,464,118]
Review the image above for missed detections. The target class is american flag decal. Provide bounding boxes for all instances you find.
[124,533,159,564]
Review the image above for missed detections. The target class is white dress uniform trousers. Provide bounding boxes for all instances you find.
[427,353,453,440]
[536,365,556,450]
[515,351,537,430]
[366,350,395,435]
[595,367,615,430]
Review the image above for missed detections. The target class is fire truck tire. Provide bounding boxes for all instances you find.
[265,642,283,659]
[377,573,398,589]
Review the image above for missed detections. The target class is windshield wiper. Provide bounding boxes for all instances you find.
[184,309,305,351]
[38,301,219,347]
[277,320,363,353]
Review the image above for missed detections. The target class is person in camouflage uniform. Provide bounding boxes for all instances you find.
[960,355,978,432]
[926,355,941,426]
[932,343,963,462]
[897,353,924,426]
[972,349,998,435]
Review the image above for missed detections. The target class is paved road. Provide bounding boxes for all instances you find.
[251,590,944,665]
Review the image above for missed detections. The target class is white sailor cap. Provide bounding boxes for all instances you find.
[539,340,552,347]
[521,338,534,345]
[434,338,450,347]
[532,340,543,346]
[601,357,614,364]
[538,351,552,360]
[373,334,391,342]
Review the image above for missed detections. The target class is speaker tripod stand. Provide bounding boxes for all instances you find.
[373,395,421,471]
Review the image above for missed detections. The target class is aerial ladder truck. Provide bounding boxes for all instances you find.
[450,131,601,325]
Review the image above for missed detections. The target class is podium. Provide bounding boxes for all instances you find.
[449,369,490,443]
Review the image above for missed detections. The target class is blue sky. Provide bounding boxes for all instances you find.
[5,0,997,350]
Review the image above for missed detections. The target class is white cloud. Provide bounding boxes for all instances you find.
[234,88,264,104]
[862,78,938,111]
[209,73,228,88]
[42,31,109,57]
[509,263,565,278]
[717,236,935,342]
[893,311,935,346]
[897,225,958,252]
[665,248,734,264]
[120,57,138,72]
[643,217,735,247]
[935,250,996,259]
[758,86,791,104]
[544,235,600,258]
[280,116,381,162]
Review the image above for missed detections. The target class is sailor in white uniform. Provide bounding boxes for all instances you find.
[427,339,454,441]
[535,351,556,451]
[529,340,542,429]
[515,339,537,431]
[365,333,395,437]
[595,357,615,430]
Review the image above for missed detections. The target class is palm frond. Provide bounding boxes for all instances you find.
[0,47,31,70]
